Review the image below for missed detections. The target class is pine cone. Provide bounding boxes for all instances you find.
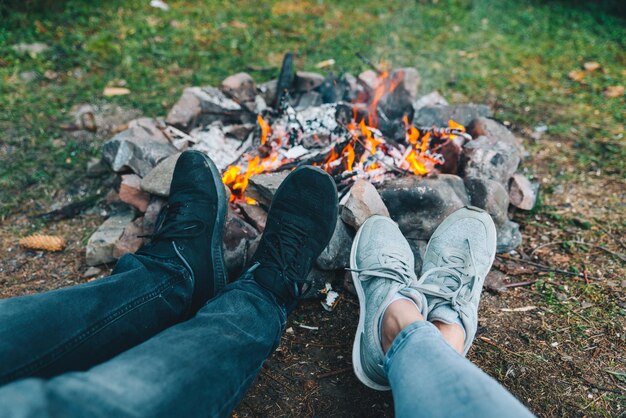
[19,234,66,252]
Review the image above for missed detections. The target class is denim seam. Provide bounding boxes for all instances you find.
[384,321,439,370]
[2,272,189,382]
[215,315,282,418]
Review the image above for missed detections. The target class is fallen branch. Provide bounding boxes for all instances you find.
[496,255,604,281]
[316,367,352,379]
[530,240,626,263]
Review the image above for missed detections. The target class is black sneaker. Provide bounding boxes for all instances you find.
[137,150,227,314]
[250,166,338,310]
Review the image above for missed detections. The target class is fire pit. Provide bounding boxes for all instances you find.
[87,54,538,297]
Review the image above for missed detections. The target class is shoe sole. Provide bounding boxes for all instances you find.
[423,206,497,272]
[350,215,392,392]
[197,152,228,294]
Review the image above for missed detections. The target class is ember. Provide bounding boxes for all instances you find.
[220,67,470,202]
[95,54,536,293]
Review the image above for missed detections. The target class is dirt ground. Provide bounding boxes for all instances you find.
[0,134,624,417]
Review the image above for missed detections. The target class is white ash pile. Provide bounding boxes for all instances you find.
[86,54,538,298]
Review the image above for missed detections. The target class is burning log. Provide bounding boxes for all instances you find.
[275,52,295,108]
[89,59,534,291]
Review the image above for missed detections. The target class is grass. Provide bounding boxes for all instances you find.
[1,0,624,218]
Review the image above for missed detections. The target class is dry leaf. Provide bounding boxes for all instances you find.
[19,234,66,252]
[315,59,336,69]
[568,70,585,82]
[501,306,537,312]
[103,87,130,96]
[604,85,624,98]
[551,253,571,264]
[583,61,601,72]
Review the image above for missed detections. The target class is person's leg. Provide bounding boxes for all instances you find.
[0,165,339,418]
[350,208,535,417]
[0,151,227,385]
[0,277,285,418]
[382,300,533,418]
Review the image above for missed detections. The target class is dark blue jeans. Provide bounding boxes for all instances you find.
[0,253,532,417]
[0,254,286,417]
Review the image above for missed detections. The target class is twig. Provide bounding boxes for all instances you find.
[291,340,349,348]
[476,336,524,358]
[261,369,297,393]
[355,52,382,75]
[529,240,626,262]
[496,255,604,281]
[502,280,537,289]
[316,367,352,379]
[595,223,626,251]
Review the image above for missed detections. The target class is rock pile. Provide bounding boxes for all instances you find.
[86,62,538,299]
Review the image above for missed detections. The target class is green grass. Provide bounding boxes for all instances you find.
[1,0,624,218]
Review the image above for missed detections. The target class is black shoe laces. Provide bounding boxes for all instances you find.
[141,202,207,241]
[261,220,310,291]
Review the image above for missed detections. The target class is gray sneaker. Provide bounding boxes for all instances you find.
[350,215,428,391]
[413,206,497,355]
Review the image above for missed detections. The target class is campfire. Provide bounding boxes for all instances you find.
[220,66,470,203]
[89,53,538,298]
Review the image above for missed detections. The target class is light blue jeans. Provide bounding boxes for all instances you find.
[386,321,534,418]
[0,254,532,417]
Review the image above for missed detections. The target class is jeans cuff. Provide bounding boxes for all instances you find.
[383,320,441,371]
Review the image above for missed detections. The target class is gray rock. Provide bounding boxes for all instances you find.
[140,153,181,197]
[378,174,470,240]
[86,208,135,266]
[247,172,289,205]
[258,79,277,106]
[294,71,325,92]
[83,266,102,278]
[165,87,202,129]
[253,95,267,114]
[102,118,177,177]
[113,217,144,258]
[467,117,524,155]
[238,203,267,232]
[191,123,249,171]
[221,72,256,103]
[341,179,390,230]
[437,137,463,174]
[414,104,492,127]
[484,269,508,293]
[295,91,323,110]
[357,70,380,92]
[166,86,244,130]
[413,91,448,112]
[223,124,254,141]
[222,212,259,280]
[461,135,520,186]
[392,67,420,101]
[119,174,150,212]
[86,158,110,177]
[464,177,509,227]
[343,271,356,296]
[408,239,428,276]
[497,220,523,253]
[316,218,353,271]
[143,197,166,235]
[509,174,538,210]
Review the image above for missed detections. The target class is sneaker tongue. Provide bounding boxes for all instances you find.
[428,304,460,325]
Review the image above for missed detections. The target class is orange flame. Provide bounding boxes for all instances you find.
[258,114,271,145]
[404,115,420,145]
[342,143,356,171]
[358,119,382,153]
